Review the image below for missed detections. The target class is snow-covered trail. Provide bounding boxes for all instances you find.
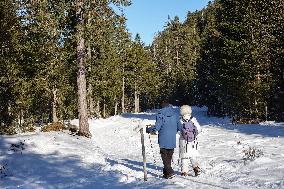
[0,107,283,189]
[88,107,284,189]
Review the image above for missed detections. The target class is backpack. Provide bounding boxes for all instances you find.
[181,116,198,142]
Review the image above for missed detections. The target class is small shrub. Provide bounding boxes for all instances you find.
[233,117,262,124]
[22,124,36,133]
[0,126,17,135]
[41,122,66,132]
[243,146,264,161]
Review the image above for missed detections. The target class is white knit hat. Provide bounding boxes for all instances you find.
[180,105,192,116]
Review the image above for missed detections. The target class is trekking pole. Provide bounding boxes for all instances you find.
[148,133,160,178]
[140,128,147,181]
[148,133,157,164]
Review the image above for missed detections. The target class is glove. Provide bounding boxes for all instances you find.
[146,127,151,134]
[146,125,152,134]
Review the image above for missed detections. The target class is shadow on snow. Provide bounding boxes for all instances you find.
[121,113,156,121]
[123,105,283,138]
[0,137,141,189]
[193,108,284,138]
[106,158,162,178]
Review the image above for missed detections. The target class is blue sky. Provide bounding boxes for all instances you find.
[122,0,211,45]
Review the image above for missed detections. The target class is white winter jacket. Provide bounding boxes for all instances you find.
[179,115,201,158]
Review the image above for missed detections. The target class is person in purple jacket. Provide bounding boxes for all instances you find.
[146,100,181,179]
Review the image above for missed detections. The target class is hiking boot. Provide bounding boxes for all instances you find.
[163,173,175,179]
[181,172,188,177]
[193,166,201,176]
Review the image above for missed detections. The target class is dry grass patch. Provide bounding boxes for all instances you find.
[41,122,66,132]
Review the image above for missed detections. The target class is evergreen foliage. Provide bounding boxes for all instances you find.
[152,0,283,122]
[1,0,283,135]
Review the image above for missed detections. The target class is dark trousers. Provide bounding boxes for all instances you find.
[160,148,174,177]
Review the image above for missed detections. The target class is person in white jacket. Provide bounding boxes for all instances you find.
[179,105,202,176]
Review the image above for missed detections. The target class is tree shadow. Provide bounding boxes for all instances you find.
[0,137,140,189]
[123,105,284,138]
[197,116,284,138]
[191,107,284,138]
[217,123,284,137]
[121,113,156,121]
[106,158,162,178]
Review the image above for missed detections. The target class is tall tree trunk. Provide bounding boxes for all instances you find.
[134,82,139,113]
[114,97,118,115]
[137,94,140,113]
[103,100,106,118]
[122,65,125,113]
[18,109,23,128]
[52,88,58,122]
[88,83,94,117]
[95,100,101,118]
[76,0,91,138]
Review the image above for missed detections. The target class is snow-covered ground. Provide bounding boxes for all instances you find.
[1,107,284,189]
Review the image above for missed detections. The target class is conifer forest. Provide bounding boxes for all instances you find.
[1,0,283,135]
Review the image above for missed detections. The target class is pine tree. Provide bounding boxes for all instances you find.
[195,2,219,113]
[125,34,158,112]
[74,0,130,136]
[265,0,284,121]
[85,3,131,117]
[75,0,91,137]
[0,0,22,129]
[216,0,284,121]
[152,16,183,104]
